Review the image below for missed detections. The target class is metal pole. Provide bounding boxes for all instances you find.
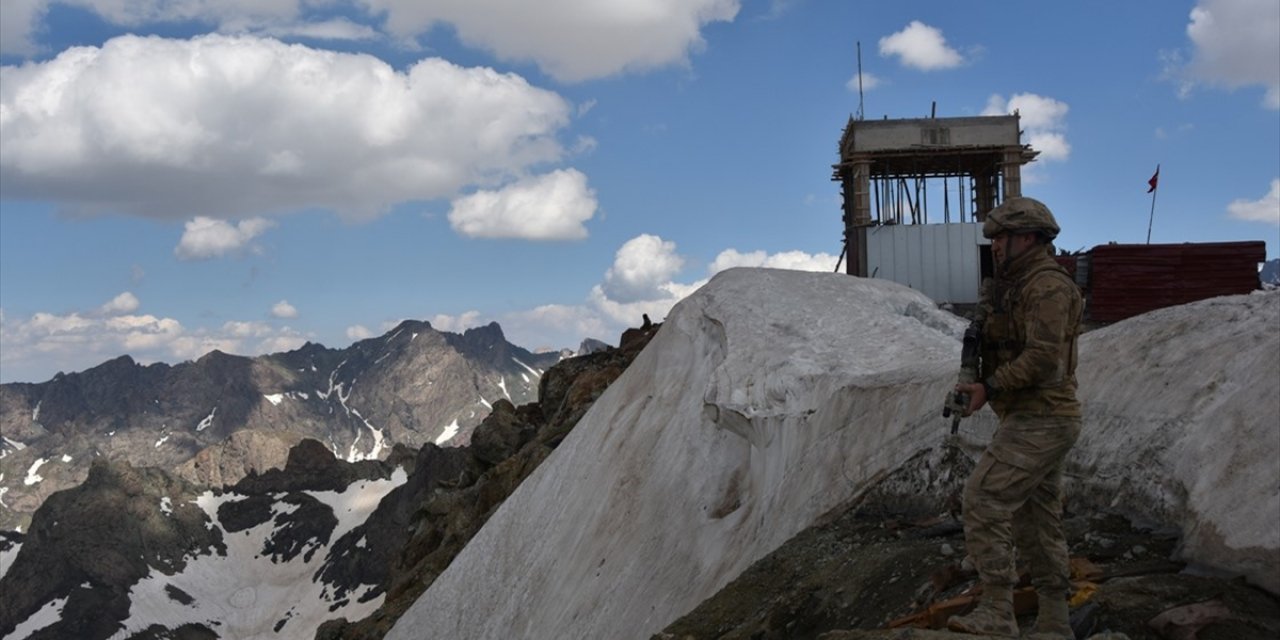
[856,42,865,121]
[1146,165,1160,244]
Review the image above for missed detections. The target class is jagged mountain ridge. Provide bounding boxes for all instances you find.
[0,323,661,640]
[0,320,563,531]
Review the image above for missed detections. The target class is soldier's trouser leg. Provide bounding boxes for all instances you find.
[1011,457,1070,593]
[954,415,1079,636]
[1011,442,1077,640]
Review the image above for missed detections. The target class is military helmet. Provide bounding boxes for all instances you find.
[982,196,1060,240]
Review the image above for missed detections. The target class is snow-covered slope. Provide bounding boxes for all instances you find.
[388,268,968,639]
[104,471,407,639]
[387,268,1279,640]
[1069,290,1280,592]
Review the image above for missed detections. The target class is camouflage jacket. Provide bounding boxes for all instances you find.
[979,245,1083,418]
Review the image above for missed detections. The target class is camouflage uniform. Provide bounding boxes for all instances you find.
[968,244,1083,593]
[950,197,1083,639]
[962,247,1080,632]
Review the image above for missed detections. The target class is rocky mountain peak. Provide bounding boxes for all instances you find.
[577,337,612,355]
[95,354,138,371]
[389,318,433,335]
[285,437,343,472]
[456,321,506,348]
[83,456,139,490]
[0,315,562,530]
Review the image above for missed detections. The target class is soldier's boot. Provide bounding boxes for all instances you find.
[1023,590,1073,639]
[947,585,1019,637]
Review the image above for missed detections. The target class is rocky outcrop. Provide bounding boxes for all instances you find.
[172,429,301,487]
[0,458,220,639]
[658,447,1280,639]
[316,321,662,639]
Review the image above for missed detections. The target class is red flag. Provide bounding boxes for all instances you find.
[1147,165,1160,193]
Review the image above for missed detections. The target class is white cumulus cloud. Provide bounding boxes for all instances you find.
[1,0,307,56]
[0,34,572,223]
[878,21,964,71]
[346,325,374,341]
[499,304,613,352]
[58,0,300,31]
[496,234,700,350]
[845,71,881,93]
[983,93,1072,163]
[496,237,843,355]
[98,292,141,316]
[365,0,741,82]
[256,334,307,354]
[601,234,686,303]
[588,280,703,328]
[259,18,380,41]
[0,0,45,56]
[448,169,597,240]
[1185,0,1280,109]
[709,249,840,275]
[430,311,484,333]
[4,1,742,83]
[175,217,275,260]
[222,320,276,339]
[0,302,310,383]
[1227,178,1280,225]
[271,300,298,319]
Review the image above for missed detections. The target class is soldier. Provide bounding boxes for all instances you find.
[947,197,1083,639]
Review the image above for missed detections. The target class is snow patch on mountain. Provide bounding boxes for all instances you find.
[7,596,65,639]
[103,468,408,639]
[22,459,46,486]
[195,408,216,432]
[0,437,26,461]
[436,420,461,445]
[512,358,542,377]
[306,470,406,544]
[0,541,19,581]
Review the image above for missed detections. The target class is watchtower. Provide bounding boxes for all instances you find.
[832,113,1038,303]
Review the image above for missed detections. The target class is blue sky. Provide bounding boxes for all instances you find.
[1,0,1277,383]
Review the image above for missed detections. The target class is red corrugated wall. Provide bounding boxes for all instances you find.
[1054,254,1078,280]
[1085,242,1266,323]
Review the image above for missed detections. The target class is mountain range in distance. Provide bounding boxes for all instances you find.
[0,319,585,532]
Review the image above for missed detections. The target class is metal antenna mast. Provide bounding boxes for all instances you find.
[856,41,865,121]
